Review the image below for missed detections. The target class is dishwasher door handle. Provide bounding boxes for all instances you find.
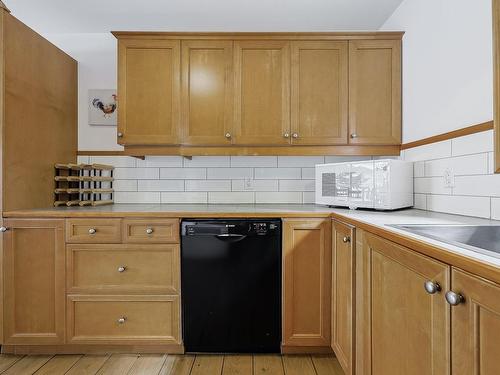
[216,233,247,240]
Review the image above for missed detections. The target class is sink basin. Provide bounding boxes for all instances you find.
[389,225,500,259]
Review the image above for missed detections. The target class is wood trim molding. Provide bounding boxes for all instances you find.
[0,1,10,13]
[494,0,500,173]
[401,121,494,150]
[77,151,126,156]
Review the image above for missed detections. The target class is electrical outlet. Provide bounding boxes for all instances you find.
[444,168,454,188]
[244,177,254,191]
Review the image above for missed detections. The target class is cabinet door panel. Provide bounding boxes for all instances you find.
[349,40,401,145]
[451,268,500,375]
[233,41,290,145]
[181,40,233,145]
[331,221,355,374]
[118,39,180,145]
[3,219,65,344]
[364,233,450,375]
[291,41,348,145]
[283,218,331,347]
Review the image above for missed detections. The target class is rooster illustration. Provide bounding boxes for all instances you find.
[92,94,117,117]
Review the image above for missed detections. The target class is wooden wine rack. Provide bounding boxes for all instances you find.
[54,163,114,207]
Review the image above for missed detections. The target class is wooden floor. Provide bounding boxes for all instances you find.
[0,354,344,375]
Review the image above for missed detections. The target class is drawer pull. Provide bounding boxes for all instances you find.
[117,317,127,324]
[88,228,97,235]
[118,266,127,273]
[146,227,154,235]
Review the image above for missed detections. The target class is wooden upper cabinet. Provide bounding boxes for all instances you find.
[450,268,500,375]
[348,40,402,145]
[233,41,291,145]
[3,219,65,344]
[363,234,450,375]
[181,40,233,146]
[283,218,331,348]
[118,39,181,145]
[291,41,348,145]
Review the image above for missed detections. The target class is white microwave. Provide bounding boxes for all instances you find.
[315,159,413,210]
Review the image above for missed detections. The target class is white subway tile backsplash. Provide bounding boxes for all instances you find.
[414,177,451,195]
[452,130,494,156]
[161,192,208,204]
[208,192,255,204]
[303,192,315,204]
[90,156,136,168]
[402,140,452,162]
[114,168,159,180]
[491,198,500,220]
[113,180,138,192]
[325,156,371,163]
[278,156,325,167]
[231,180,278,192]
[427,195,491,219]
[114,192,161,204]
[136,156,183,168]
[256,192,302,204]
[77,156,90,164]
[414,162,425,178]
[424,153,488,177]
[183,156,230,167]
[160,168,206,180]
[279,180,315,192]
[414,194,427,210]
[230,156,277,167]
[207,168,253,180]
[301,168,315,179]
[488,152,495,174]
[255,168,301,180]
[138,180,185,192]
[185,180,231,192]
[454,175,500,197]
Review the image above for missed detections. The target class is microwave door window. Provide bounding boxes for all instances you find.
[321,173,337,197]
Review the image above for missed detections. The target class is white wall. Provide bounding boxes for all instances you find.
[381,0,493,143]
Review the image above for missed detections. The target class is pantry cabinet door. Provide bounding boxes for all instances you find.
[3,219,65,344]
[450,268,500,375]
[283,218,331,347]
[349,40,401,145]
[291,41,348,145]
[118,39,181,145]
[181,40,233,146]
[331,221,355,375]
[233,41,291,145]
[362,233,450,375]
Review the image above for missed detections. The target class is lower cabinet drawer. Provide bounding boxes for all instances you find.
[67,295,181,344]
[67,244,180,294]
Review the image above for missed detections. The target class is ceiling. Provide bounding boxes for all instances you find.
[6,0,405,34]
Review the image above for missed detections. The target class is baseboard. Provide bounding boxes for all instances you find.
[1,343,185,355]
[281,345,333,354]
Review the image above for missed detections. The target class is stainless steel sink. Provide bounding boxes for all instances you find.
[389,225,500,259]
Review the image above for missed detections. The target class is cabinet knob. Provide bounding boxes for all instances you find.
[88,228,97,235]
[342,236,351,243]
[225,133,231,139]
[445,291,465,306]
[117,132,123,138]
[146,227,154,235]
[284,133,290,138]
[292,133,299,139]
[0,226,9,232]
[350,133,358,139]
[424,281,441,295]
[118,266,127,273]
[117,317,127,324]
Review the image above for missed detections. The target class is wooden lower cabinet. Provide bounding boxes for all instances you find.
[3,219,66,344]
[360,233,450,375]
[331,220,355,374]
[450,268,500,375]
[282,218,331,349]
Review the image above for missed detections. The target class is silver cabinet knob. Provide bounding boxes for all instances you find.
[117,132,123,138]
[284,133,290,138]
[146,227,154,235]
[350,133,358,139]
[88,228,97,235]
[424,281,441,295]
[0,226,9,232]
[342,236,351,243]
[292,133,299,139]
[225,133,231,139]
[118,266,126,273]
[117,317,126,324]
[445,291,465,306]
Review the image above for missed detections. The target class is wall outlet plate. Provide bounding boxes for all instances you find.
[444,168,455,188]
[244,177,254,191]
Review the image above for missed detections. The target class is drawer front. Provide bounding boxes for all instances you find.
[123,219,179,243]
[67,295,180,344]
[66,219,122,243]
[67,244,180,294]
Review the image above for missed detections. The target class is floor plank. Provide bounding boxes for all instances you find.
[222,355,252,375]
[128,354,167,375]
[253,355,284,375]
[190,355,224,375]
[282,355,316,375]
[159,355,195,375]
[96,354,139,375]
[34,355,82,375]
[311,355,344,375]
[65,355,110,375]
[3,355,53,375]
[0,354,24,373]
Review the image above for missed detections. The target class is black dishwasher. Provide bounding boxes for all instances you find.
[181,219,281,353]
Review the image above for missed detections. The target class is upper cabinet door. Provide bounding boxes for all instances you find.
[291,41,348,145]
[118,39,181,145]
[233,41,291,145]
[348,40,402,145]
[181,41,233,146]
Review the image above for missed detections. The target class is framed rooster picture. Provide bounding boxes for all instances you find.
[88,89,117,126]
